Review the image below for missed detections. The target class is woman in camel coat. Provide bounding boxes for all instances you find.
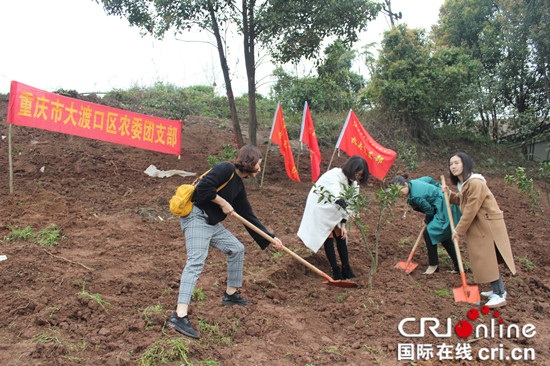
[443,152,516,308]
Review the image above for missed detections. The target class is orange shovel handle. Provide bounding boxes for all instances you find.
[405,223,427,265]
[440,176,466,276]
[231,212,333,282]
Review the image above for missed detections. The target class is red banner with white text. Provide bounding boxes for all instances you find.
[7,81,182,155]
[336,110,396,181]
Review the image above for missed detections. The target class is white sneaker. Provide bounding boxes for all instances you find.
[485,292,507,308]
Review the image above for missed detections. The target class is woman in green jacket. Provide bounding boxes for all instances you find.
[391,174,460,274]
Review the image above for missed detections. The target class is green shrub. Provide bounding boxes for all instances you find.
[207,144,238,167]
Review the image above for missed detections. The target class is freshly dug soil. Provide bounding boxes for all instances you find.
[1,99,549,365]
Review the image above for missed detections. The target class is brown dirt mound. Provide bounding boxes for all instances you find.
[1,100,549,365]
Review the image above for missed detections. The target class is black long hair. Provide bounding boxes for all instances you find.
[449,152,474,185]
[390,173,410,187]
[341,155,369,184]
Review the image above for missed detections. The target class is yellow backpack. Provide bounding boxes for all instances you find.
[169,170,234,216]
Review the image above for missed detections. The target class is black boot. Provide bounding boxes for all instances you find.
[332,265,343,280]
[341,264,356,279]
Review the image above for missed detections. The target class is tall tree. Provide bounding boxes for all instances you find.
[237,0,381,144]
[97,0,381,145]
[97,0,245,146]
[367,25,475,138]
[433,0,549,140]
[524,0,550,105]
[271,40,366,113]
[433,0,501,137]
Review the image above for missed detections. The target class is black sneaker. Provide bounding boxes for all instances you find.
[222,291,251,306]
[167,312,200,339]
[341,264,356,280]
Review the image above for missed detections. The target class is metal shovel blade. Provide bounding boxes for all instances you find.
[395,223,426,274]
[395,261,419,274]
[322,280,358,288]
[453,284,480,303]
[453,273,480,303]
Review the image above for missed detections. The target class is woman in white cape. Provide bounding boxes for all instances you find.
[297,155,369,280]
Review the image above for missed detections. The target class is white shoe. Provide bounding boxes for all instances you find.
[423,265,439,275]
[485,292,507,308]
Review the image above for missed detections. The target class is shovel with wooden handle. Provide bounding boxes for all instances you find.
[440,175,480,304]
[395,222,427,274]
[232,212,358,288]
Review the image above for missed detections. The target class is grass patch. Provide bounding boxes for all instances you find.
[198,317,240,346]
[137,338,192,366]
[398,237,412,249]
[35,224,63,247]
[76,280,111,313]
[3,225,34,241]
[33,328,62,344]
[141,305,164,329]
[516,256,536,270]
[192,288,207,302]
[434,288,453,298]
[437,247,453,266]
[3,223,64,247]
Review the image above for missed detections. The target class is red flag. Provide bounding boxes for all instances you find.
[335,110,396,181]
[299,102,322,182]
[270,102,300,182]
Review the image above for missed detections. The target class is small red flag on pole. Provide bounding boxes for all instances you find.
[299,102,322,182]
[335,110,396,181]
[270,102,300,182]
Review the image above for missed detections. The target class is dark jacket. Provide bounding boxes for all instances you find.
[192,162,274,249]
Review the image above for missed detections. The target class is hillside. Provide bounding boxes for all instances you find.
[1,97,549,366]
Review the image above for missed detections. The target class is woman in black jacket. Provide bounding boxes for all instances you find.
[167,145,283,339]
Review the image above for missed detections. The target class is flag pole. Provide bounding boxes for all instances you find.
[261,102,280,187]
[260,140,272,187]
[295,145,302,178]
[8,124,14,193]
[327,148,337,171]
[328,109,352,171]
[296,101,308,180]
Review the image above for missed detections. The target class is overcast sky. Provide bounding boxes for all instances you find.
[0,0,444,97]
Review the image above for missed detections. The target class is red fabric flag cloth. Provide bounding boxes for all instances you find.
[270,102,300,182]
[299,101,322,182]
[335,110,396,181]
